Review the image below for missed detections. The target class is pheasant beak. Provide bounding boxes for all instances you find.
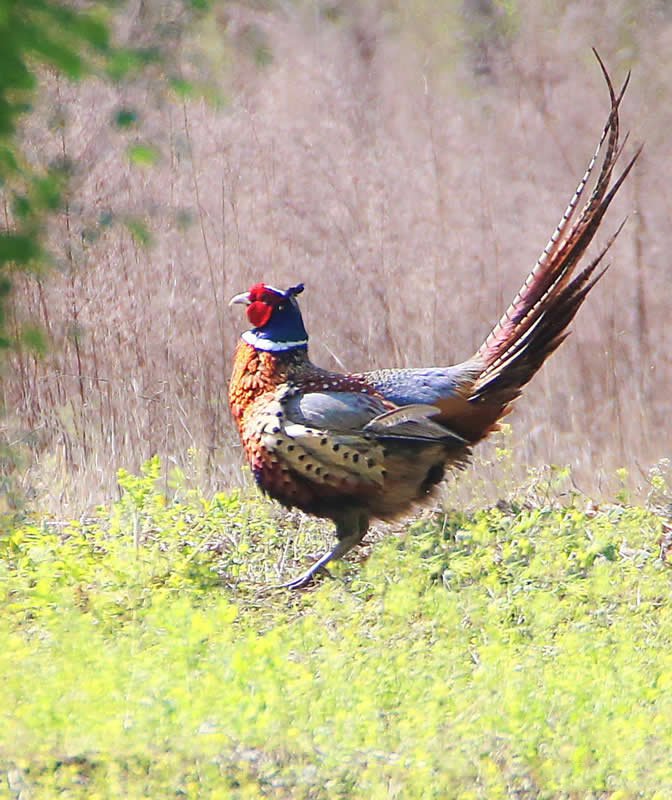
[229,291,251,307]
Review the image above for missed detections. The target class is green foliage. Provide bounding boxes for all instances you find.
[0,0,217,510]
[2,458,672,797]
[123,216,153,247]
[113,108,139,128]
[0,0,113,355]
[0,0,208,363]
[127,143,160,167]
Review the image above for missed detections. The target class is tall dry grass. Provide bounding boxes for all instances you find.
[2,0,670,511]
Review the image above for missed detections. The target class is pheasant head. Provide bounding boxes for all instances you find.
[230,282,309,353]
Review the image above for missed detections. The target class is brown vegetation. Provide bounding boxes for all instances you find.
[2,0,670,511]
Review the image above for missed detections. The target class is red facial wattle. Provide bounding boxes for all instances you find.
[247,301,273,328]
[245,283,283,328]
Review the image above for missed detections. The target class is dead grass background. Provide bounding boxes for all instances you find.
[2,0,670,511]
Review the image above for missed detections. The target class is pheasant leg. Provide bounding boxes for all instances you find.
[279,512,369,590]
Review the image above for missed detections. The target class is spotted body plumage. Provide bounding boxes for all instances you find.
[228,58,640,588]
[229,341,428,518]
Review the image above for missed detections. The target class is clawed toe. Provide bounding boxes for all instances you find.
[276,524,368,589]
[277,564,334,590]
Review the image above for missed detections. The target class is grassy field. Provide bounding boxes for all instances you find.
[3,456,672,798]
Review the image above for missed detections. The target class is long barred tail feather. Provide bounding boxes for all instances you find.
[471,242,613,404]
[468,55,641,427]
[477,53,633,378]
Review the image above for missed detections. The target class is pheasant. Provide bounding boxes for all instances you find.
[228,56,640,589]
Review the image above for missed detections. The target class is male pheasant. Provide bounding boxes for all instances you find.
[228,57,640,589]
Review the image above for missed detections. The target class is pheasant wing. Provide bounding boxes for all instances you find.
[252,388,465,490]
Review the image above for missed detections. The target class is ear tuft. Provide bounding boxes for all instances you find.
[287,283,304,297]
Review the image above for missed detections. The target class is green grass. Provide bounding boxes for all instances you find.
[2,457,672,798]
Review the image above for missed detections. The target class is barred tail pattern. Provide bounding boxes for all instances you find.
[472,52,641,408]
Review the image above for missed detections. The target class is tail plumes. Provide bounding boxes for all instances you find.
[470,55,640,425]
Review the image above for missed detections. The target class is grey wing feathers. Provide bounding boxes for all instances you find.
[285,391,465,445]
[284,391,388,431]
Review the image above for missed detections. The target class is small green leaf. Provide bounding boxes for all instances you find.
[114,109,138,128]
[0,146,18,175]
[21,325,47,356]
[34,176,62,210]
[12,195,32,219]
[71,14,110,50]
[169,77,194,98]
[125,218,152,247]
[254,44,273,67]
[105,49,142,80]
[29,36,84,79]
[127,144,159,167]
[0,234,39,264]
